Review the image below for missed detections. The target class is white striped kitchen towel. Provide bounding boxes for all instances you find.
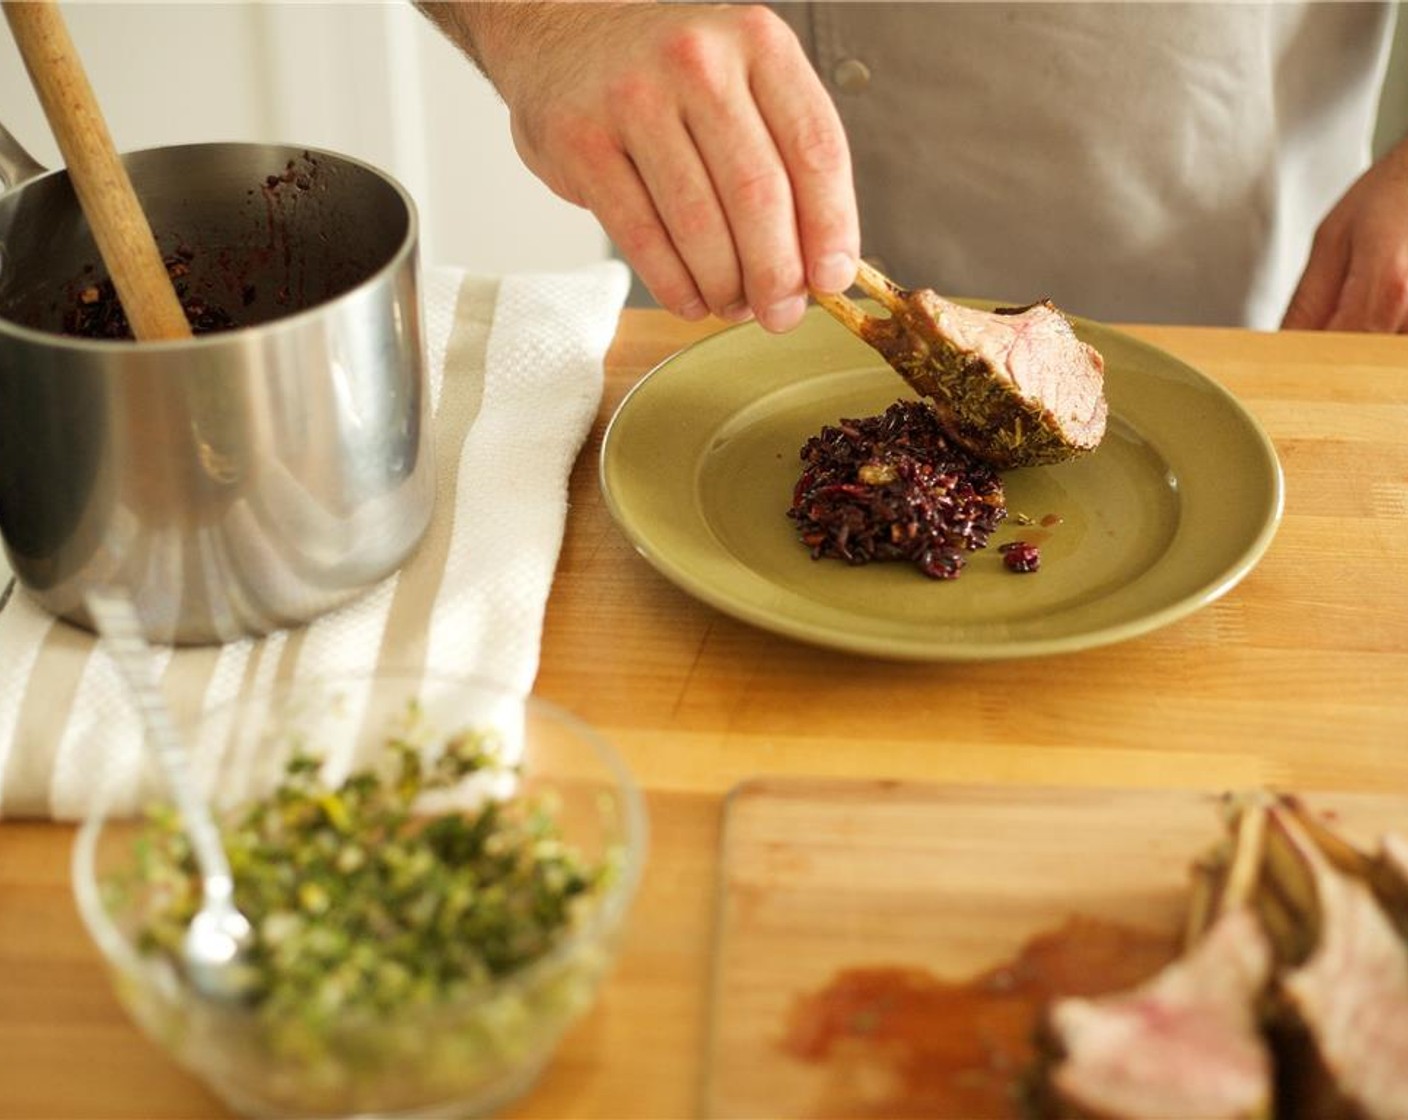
[0,260,631,820]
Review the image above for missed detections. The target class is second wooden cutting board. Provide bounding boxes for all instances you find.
[703,779,1407,1120]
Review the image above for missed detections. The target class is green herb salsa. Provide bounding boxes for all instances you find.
[112,721,619,1109]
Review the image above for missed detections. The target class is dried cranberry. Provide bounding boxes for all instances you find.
[1000,541,1041,573]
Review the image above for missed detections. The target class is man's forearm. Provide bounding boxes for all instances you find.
[415,2,621,98]
[416,2,498,75]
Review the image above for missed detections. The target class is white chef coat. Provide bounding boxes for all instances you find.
[772,2,1398,328]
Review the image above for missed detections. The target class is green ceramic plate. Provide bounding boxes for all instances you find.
[600,305,1283,660]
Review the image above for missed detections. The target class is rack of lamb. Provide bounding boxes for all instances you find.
[812,261,1108,469]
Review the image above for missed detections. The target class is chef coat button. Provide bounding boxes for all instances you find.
[832,57,871,94]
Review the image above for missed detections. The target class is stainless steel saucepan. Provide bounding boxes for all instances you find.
[0,123,435,643]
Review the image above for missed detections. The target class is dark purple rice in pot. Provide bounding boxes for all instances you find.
[788,399,1007,580]
[62,250,239,340]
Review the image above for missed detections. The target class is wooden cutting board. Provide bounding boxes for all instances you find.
[703,779,1408,1120]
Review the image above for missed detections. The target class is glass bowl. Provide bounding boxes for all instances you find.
[73,674,647,1119]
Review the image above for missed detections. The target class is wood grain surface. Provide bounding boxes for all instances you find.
[2,312,1406,1118]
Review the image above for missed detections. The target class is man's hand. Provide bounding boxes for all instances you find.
[1282,137,1408,332]
[424,2,859,333]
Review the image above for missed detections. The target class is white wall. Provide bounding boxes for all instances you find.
[0,1,610,275]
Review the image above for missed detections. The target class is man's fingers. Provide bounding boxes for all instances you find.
[672,25,810,332]
[689,106,809,332]
[1324,241,1408,332]
[750,21,859,296]
[1282,228,1347,331]
[576,151,709,321]
[619,92,748,320]
[1284,141,1408,334]
[485,3,863,333]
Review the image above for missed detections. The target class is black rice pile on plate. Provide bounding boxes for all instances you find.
[788,399,1010,580]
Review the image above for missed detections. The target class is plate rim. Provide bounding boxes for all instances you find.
[600,307,1284,661]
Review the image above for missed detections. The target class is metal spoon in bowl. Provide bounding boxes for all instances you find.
[84,588,254,1004]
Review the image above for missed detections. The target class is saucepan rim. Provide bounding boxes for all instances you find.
[0,138,420,353]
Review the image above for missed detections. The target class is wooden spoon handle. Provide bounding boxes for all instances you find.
[4,1,191,340]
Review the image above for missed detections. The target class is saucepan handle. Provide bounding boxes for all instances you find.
[0,119,48,191]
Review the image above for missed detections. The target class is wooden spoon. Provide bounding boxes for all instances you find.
[4,1,191,340]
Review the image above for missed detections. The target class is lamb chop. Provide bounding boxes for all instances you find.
[1373,833,1408,938]
[1260,804,1408,942]
[812,261,1108,469]
[1260,800,1408,1120]
[1033,800,1275,1120]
